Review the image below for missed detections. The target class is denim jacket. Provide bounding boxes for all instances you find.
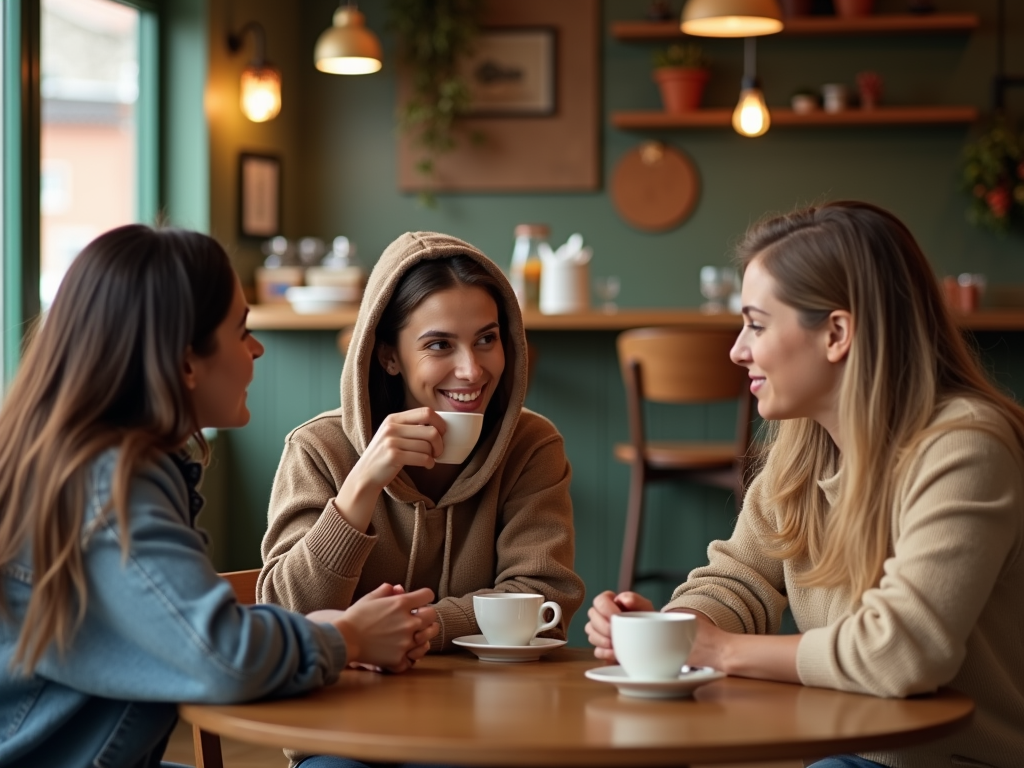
[0,449,347,768]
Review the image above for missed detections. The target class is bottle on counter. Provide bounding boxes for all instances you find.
[510,224,550,311]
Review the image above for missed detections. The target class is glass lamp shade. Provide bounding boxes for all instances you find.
[240,65,282,122]
[732,86,770,137]
[680,0,784,37]
[314,6,382,75]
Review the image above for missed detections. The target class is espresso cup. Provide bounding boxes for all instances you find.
[473,593,562,646]
[610,612,697,680]
[435,411,484,464]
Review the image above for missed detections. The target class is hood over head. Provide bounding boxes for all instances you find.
[339,231,528,502]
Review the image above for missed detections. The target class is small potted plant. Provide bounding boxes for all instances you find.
[652,44,710,114]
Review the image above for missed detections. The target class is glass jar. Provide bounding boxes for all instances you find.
[510,224,550,311]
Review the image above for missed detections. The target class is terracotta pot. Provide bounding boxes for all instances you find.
[834,0,875,17]
[653,67,710,113]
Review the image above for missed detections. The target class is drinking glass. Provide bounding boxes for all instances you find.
[594,276,621,313]
[699,266,737,313]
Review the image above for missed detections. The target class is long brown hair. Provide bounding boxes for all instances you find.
[0,224,236,672]
[739,201,1024,599]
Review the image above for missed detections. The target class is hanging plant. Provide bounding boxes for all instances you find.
[388,0,486,206]
[961,116,1024,233]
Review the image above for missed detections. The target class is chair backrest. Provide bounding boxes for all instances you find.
[617,327,747,404]
[220,568,260,605]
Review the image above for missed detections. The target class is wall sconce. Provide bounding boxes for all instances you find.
[732,38,770,137]
[680,0,784,37]
[314,3,382,75]
[228,22,282,123]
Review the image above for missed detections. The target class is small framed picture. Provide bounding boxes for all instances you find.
[238,153,281,238]
[461,28,557,116]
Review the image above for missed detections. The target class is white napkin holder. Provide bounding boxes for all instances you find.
[540,239,592,315]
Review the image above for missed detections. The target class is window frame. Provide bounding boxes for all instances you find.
[2,0,159,386]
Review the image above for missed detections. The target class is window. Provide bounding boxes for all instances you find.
[40,0,140,308]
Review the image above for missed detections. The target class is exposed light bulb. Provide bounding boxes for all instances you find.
[732,83,770,137]
[240,65,282,123]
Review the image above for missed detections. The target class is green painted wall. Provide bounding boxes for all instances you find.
[204,0,1024,645]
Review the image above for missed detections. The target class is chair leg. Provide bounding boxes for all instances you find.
[193,722,225,768]
[618,461,647,594]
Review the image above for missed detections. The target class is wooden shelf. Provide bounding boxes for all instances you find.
[246,305,1024,333]
[611,106,979,129]
[610,13,979,40]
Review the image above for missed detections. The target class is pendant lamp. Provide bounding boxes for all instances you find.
[680,0,784,37]
[315,4,383,75]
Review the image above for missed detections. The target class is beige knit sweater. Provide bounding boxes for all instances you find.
[258,232,584,651]
[666,398,1024,768]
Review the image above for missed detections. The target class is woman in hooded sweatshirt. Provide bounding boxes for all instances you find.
[259,232,585,657]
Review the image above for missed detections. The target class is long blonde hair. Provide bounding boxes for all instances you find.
[739,201,1024,599]
[0,225,236,672]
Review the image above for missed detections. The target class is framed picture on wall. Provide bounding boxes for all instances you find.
[398,0,598,193]
[238,153,281,238]
[461,28,557,116]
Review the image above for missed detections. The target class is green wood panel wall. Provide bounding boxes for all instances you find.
[209,327,1024,645]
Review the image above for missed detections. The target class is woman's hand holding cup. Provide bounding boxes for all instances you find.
[333,407,447,532]
[585,590,655,662]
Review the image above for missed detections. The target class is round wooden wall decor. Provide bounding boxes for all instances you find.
[610,142,700,232]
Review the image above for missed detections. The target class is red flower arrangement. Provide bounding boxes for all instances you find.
[962,118,1024,233]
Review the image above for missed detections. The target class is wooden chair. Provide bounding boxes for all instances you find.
[192,569,261,768]
[614,327,753,593]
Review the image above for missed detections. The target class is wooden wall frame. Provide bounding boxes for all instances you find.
[397,0,599,193]
[238,152,282,239]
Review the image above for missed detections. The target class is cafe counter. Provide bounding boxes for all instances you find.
[215,303,1024,646]
[246,305,1024,332]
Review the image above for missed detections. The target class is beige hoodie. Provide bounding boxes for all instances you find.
[258,232,585,651]
[666,399,1024,768]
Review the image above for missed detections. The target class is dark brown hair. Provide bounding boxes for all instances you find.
[0,224,236,672]
[369,255,512,438]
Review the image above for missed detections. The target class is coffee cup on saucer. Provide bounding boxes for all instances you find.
[610,612,697,680]
[435,411,484,464]
[473,593,562,646]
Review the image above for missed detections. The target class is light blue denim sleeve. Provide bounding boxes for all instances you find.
[33,455,348,704]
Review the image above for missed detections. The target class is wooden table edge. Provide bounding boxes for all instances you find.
[179,686,973,767]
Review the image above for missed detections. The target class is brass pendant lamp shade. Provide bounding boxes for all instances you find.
[315,5,382,75]
[680,0,784,37]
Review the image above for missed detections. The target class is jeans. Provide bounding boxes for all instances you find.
[807,757,887,768]
[297,758,456,768]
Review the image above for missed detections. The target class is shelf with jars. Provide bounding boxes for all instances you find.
[610,13,979,40]
[610,10,980,132]
[612,105,979,130]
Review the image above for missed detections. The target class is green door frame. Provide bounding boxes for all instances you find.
[2,0,40,385]
[1,0,161,386]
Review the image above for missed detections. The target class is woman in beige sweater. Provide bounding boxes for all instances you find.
[260,232,584,653]
[587,202,1024,768]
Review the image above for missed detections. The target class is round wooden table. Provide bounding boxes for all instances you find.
[179,649,973,767]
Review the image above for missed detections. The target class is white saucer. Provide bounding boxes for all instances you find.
[584,665,725,699]
[452,634,566,663]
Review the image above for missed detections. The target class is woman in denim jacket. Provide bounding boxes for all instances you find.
[0,225,439,768]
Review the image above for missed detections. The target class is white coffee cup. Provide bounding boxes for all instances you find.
[436,411,484,464]
[611,612,698,680]
[473,593,562,646]
[822,83,849,113]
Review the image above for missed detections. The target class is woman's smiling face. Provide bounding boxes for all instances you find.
[729,256,847,432]
[379,284,505,414]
